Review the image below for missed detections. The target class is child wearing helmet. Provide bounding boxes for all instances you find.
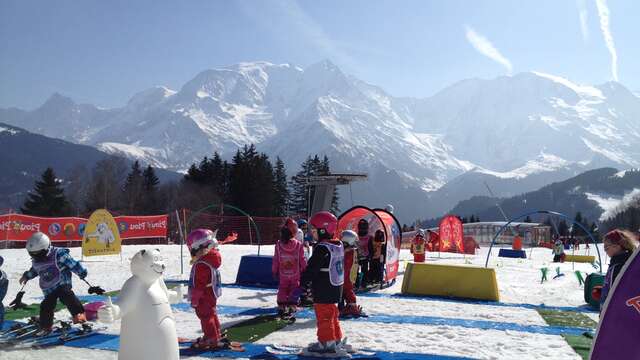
[273,219,307,319]
[339,230,365,318]
[411,230,427,263]
[19,232,88,335]
[300,211,349,356]
[370,229,386,285]
[0,256,7,326]
[186,228,226,350]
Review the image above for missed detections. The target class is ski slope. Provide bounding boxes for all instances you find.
[0,244,607,359]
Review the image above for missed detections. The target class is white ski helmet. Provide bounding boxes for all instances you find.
[384,204,394,213]
[341,230,358,248]
[27,232,51,252]
[417,229,425,237]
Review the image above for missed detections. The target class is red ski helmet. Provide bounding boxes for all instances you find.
[310,211,338,238]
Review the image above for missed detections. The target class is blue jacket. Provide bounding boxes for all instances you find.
[23,247,87,296]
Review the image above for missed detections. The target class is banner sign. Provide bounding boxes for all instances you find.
[0,214,87,242]
[0,213,168,242]
[82,209,121,257]
[439,215,464,253]
[590,247,640,359]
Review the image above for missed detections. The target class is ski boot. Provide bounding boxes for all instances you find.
[190,337,227,350]
[33,326,53,337]
[337,337,355,354]
[72,313,87,324]
[304,341,350,358]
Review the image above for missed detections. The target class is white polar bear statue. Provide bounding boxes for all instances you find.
[98,249,183,360]
[88,222,115,246]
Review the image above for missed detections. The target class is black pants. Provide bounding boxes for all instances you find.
[370,258,384,283]
[40,285,84,328]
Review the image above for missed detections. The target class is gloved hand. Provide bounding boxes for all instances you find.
[289,287,305,304]
[190,288,203,308]
[168,284,185,304]
[97,296,121,323]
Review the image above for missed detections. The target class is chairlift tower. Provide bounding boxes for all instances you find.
[301,173,367,215]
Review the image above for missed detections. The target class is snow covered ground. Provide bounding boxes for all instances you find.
[0,243,607,359]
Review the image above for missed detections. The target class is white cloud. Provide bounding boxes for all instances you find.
[576,0,589,43]
[595,0,619,81]
[464,26,513,75]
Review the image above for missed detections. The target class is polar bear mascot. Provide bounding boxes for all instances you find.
[88,222,115,246]
[98,248,183,360]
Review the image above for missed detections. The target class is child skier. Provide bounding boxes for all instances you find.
[552,238,565,262]
[273,219,306,319]
[301,211,349,357]
[356,219,372,288]
[186,228,226,350]
[411,230,427,262]
[339,230,365,318]
[19,232,88,335]
[370,229,386,285]
[297,219,313,260]
[0,256,7,326]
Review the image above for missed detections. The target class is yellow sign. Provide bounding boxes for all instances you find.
[82,209,121,257]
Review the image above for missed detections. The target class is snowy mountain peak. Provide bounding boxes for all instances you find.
[530,71,605,100]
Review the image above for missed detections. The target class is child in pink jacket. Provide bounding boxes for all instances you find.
[272,219,307,318]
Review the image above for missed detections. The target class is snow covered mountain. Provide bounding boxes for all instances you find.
[2,61,640,222]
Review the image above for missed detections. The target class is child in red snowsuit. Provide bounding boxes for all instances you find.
[273,220,306,317]
[339,230,363,317]
[187,228,224,349]
[301,211,349,356]
[411,230,427,262]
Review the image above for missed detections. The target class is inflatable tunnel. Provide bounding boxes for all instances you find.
[337,206,402,288]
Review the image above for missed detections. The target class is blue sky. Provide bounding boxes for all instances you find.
[1,0,638,109]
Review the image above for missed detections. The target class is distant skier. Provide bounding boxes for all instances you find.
[0,255,7,326]
[356,219,372,288]
[297,219,313,260]
[552,238,565,262]
[339,230,365,318]
[411,229,427,263]
[300,211,350,357]
[186,228,226,350]
[273,219,306,319]
[19,232,88,335]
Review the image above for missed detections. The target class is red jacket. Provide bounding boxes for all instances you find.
[191,248,222,306]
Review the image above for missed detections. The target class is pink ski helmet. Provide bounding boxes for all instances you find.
[310,211,338,238]
[186,228,218,252]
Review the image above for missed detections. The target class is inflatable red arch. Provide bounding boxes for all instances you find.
[337,205,402,287]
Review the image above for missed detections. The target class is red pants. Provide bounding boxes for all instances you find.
[413,254,425,262]
[313,304,342,343]
[195,301,221,342]
[343,277,356,304]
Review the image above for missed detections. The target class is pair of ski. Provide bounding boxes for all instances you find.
[1,321,104,350]
[266,343,377,359]
[178,337,245,355]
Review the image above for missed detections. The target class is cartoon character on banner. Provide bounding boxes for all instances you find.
[87,222,116,247]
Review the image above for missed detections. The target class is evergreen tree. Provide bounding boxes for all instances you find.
[122,161,145,214]
[142,165,161,214]
[273,157,289,216]
[21,167,72,216]
[558,219,569,236]
[290,156,314,216]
